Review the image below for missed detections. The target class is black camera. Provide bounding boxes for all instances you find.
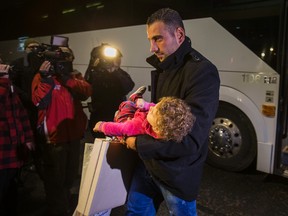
[34,36,73,76]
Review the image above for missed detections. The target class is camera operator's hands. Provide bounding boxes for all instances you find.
[27,51,43,71]
[0,64,10,79]
[0,64,10,72]
[93,58,100,67]
[58,71,71,84]
[39,61,52,78]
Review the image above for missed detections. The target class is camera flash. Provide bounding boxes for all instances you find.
[103,46,117,58]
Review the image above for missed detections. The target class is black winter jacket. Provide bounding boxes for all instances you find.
[136,37,220,201]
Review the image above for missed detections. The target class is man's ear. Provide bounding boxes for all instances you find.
[175,27,185,44]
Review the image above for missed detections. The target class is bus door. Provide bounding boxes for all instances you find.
[276,0,288,177]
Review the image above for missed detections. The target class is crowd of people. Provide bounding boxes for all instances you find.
[0,7,220,216]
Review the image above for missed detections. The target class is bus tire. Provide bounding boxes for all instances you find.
[206,101,257,172]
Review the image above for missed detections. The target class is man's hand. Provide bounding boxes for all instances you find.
[125,137,137,151]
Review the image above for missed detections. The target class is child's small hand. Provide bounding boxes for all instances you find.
[136,98,145,109]
[93,121,103,132]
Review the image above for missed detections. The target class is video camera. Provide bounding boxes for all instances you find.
[35,35,73,76]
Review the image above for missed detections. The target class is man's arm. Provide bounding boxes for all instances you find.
[31,61,54,109]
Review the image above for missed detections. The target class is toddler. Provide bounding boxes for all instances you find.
[94,86,195,143]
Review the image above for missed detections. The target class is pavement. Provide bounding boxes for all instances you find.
[16,132,288,216]
[17,160,288,216]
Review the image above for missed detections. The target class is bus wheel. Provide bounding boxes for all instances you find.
[206,102,257,172]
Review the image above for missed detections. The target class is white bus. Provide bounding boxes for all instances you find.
[0,0,287,177]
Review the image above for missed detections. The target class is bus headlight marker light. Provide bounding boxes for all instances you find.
[262,104,276,117]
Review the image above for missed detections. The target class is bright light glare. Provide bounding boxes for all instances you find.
[103,47,117,58]
[41,14,49,19]
[86,2,102,8]
[62,8,76,14]
[261,52,265,58]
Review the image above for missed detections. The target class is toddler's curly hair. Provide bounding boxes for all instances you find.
[155,97,196,142]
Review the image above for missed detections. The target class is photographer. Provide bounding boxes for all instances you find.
[10,38,42,123]
[10,39,41,98]
[0,63,34,216]
[84,43,135,138]
[31,47,92,216]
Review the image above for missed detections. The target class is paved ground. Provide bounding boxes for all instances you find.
[197,165,288,216]
[17,159,288,216]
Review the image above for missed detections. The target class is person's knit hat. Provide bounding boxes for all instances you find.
[24,38,40,49]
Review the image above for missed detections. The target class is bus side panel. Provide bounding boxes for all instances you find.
[220,86,276,173]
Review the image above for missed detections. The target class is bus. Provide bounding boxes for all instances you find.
[0,0,287,177]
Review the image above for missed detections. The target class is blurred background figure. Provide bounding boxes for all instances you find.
[9,38,45,178]
[0,62,34,216]
[10,38,42,116]
[84,43,135,139]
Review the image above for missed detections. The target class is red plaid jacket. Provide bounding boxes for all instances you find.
[0,77,33,169]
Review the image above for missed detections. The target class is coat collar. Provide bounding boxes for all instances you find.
[146,36,192,71]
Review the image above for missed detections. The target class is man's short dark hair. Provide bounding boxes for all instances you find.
[146,8,185,33]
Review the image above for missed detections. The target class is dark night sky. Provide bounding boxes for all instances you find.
[0,0,188,40]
